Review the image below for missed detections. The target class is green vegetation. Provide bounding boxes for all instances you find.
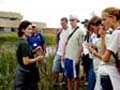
[0,33,55,45]
[44,33,56,45]
[0,44,17,90]
[0,33,18,45]
[0,33,86,90]
[0,33,56,90]
[0,43,55,90]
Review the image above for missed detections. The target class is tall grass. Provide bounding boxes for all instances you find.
[0,33,56,90]
[0,33,86,90]
[0,33,55,46]
[0,44,17,90]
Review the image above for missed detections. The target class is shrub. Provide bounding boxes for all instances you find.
[0,33,55,46]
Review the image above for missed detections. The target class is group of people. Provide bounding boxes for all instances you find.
[53,6,120,90]
[14,6,120,90]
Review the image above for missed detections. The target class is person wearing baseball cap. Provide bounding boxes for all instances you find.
[69,14,80,23]
[64,14,84,90]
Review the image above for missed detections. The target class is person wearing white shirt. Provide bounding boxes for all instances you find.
[52,17,71,86]
[89,7,120,90]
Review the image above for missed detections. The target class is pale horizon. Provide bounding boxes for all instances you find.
[0,0,120,28]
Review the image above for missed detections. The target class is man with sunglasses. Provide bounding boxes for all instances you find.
[64,15,84,90]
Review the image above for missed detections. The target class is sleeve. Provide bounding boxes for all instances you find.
[39,33,45,45]
[107,31,120,54]
[21,43,30,57]
[78,29,84,45]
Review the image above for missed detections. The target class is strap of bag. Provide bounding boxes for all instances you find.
[62,26,79,59]
[112,52,119,67]
[66,26,79,45]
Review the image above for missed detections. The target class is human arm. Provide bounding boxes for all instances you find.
[21,43,44,65]
[23,55,44,65]
[75,44,83,65]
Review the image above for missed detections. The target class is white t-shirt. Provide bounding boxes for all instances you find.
[89,33,98,59]
[93,37,102,73]
[100,33,116,66]
[57,28,72,56]
[82,42,89,55]
[107,29,120,61]
[95,29,120,90]
[93,33,115,73]
[65,27,84,61]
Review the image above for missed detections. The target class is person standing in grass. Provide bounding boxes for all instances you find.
[87,7,120,90]
[52,17,71,86]
[27,23,46,56]
[64,15,84,90]
[14,20,44,90]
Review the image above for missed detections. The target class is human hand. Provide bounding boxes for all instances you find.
[99,27,106,39]
[37,55,45,62]
[35,46,42,52]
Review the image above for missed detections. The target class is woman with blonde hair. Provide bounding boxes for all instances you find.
[88,7,120,90]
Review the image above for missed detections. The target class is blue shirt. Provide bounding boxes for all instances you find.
[27,32,45,50]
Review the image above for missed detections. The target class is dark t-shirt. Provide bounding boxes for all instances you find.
[16,38,40,83]
[16,38,35,70]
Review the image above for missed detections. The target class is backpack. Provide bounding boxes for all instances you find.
[56,28,62,45]
[112,52,120,73]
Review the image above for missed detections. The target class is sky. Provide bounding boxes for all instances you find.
[0,0,120,28]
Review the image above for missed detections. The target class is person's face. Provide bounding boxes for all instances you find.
[32,26,37,34]
[102,13,114,30]
[98,25,106,37]
[23,25,32,37]
[69,18,78,28]
[90,25,100,34]
[61,20,67,29]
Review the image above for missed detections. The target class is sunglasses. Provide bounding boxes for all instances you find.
[69,19,76,22]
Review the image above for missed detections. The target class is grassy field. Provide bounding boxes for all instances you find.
[0,33,86,90]
[0,32,56,90]
[0,32,56,46]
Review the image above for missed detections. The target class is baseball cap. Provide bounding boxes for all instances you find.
[81,19,89,24]
[69,14,80,22]
[32,24,36,28]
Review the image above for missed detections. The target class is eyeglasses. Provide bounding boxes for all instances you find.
[32,26,36,28]
[69,19,76,22]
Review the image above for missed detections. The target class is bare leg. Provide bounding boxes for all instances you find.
[67,78,74,90]
[54,73,59,84]
[75,77,80,90]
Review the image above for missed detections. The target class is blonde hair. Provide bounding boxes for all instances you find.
[102,7,120,21]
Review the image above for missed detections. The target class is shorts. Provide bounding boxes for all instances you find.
[64,58,80,79]
[52,55,63,73]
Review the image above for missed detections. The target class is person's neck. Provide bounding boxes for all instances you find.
[63,26,68,30]
[32,33,37,36]
[112,22,120,30]
[72,26,78,30]
[21,35,27,40]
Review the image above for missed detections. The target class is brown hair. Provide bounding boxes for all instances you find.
[87,16,102,30]
[18,20,32,37]
[61,17,68,23]
[102,7,120,21]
